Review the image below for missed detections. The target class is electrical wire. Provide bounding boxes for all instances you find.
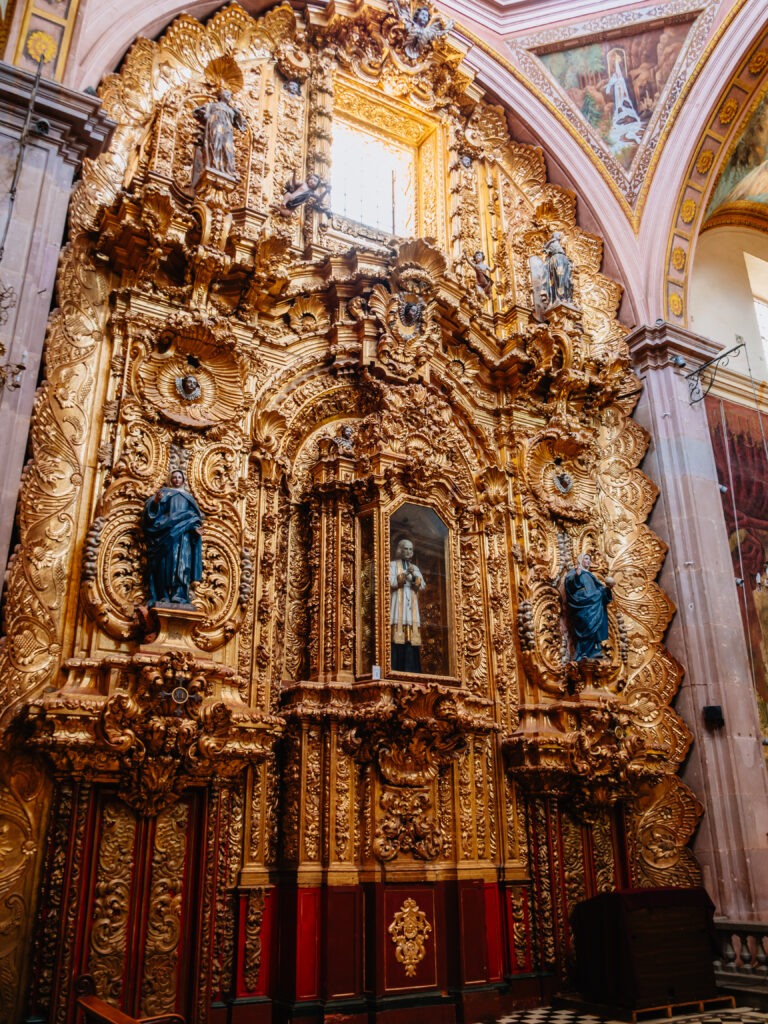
[0,56,45,265]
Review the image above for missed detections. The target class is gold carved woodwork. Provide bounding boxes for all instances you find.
[341,686,495,787]
[388,897,432,977]
[19,650,280,816]
[0,0,705,1007]
[374,788,442,861]
[243,888,267,992]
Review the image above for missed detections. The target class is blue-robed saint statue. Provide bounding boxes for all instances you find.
[564,552,614,661]
[142,470,204,606]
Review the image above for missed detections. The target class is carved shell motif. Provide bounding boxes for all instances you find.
[135,321,246,428]
[524,424,596,522]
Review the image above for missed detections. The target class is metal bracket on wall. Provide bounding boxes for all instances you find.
[685,342,744,405]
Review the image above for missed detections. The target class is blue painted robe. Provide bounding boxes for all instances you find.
[564,567,612,661]
[142,487,203,605]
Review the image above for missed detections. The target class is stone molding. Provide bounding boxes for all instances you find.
[0,60,114,165]
[627,319,722,374]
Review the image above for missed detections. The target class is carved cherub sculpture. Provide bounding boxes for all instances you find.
[390,0,454,61]
[273,170,330,216]
[463,250,495,298]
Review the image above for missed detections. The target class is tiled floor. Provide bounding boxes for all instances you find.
[489,1008,768,1024]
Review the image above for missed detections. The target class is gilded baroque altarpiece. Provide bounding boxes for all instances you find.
[0,2,701,1020]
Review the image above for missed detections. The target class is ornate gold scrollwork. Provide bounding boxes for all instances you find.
[134,314,247,429]
[0,0,707,1000]
[369,240,446,378]
[19,651,281,816]
[388,897,432,977]
[342,685,495,787]
[374,788,442,861]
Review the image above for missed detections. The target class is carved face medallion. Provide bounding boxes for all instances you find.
[176,374,202,401]
[400,300,423,329]
[553,469,573,494]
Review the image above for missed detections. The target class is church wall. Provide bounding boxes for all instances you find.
[689,226,768,382]
[627,322,768,962]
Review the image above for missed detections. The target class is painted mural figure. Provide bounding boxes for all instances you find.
[142,470,204,606]
[390,537,426,673]
[193,89,246,178]
[604,55,643,145]
[564,553,614,660]
[391,0,454,61]
[544,232,574,304]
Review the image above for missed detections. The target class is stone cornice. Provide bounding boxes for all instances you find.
[0,61,114,165]
[626,320,722,375]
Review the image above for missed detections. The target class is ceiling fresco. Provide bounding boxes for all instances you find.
[505,0,718,218]
[537,21,691,170]
[706,85,768,228]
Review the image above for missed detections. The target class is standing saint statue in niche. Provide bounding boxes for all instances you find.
[564,552,614,661]
[390,537,426,673]
[544,232,573,304]
[193,89,246,178]
[142,469,204,606]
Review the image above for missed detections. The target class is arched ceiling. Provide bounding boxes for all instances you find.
[5,0,766,326]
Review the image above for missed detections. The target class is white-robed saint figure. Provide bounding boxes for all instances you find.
[390,537,426,673]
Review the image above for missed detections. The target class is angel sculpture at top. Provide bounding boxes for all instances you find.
[390,0,454,61]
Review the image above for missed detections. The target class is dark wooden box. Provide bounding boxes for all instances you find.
[571,887,719,1009]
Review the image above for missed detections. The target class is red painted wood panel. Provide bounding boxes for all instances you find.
[484,884,503,983]
[459,881,487,984]
[295,887,320,999]
[383,887,437,992]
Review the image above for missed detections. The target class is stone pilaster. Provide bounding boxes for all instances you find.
[628,321,768,924]
[0,61,113,587]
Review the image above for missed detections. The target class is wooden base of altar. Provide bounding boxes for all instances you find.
[206,879,556,1024]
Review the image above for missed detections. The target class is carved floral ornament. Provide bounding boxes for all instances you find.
[388,897,432,977]
[0,0,707,1010]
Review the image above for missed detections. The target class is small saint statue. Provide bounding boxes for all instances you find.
[564,553,614,661]
[193,89,246,179]
[391,0,454,61]
[390,537,426,673]
[273,170,330,216]
[543,231,573,305]
[464,250,495,298]
[142,469,204,606]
